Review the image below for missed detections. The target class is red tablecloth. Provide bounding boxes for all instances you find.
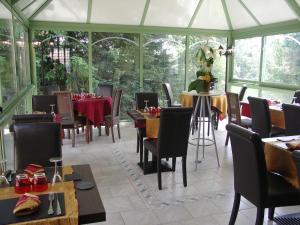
[73,97,112,127]
[241,101,251,117]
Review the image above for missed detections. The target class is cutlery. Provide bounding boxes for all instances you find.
[48,193,54,215]
[56,194,62,216]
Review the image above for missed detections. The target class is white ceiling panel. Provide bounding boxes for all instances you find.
[144,0,199,27]
[226,0,257,29]
[192,0,228,30]
[242,0,297,25]
[91,0,146,25]
[22,0,47,18]
[34,0,88,22]
[296,0,300,6]
[0,2,12,19]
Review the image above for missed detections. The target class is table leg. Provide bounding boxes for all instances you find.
[139,129,143,167]
[195,96,203,169]
[85,119,90,144]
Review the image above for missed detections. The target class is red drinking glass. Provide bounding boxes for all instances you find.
[32,173,48,192]
[15,174,31,194]
[149,107,157,117]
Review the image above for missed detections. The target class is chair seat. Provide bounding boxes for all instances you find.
[61,117,75,128]
[267,172,300,207]
[270,126,285,137]
[144,138,158,155]
[241,117,252,127]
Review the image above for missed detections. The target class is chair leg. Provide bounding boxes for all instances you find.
[76,128,79,134]
[67,129,71,139]
[117,124,121,139]
[215,112,219,130]
[111,125,115,143]
[182,156,187,187]
[268,207,275,220]
[157,157,162,190]
[172,157,176,171]
[229,193,241,225]
[72,128,75,147]
[98,126,101,136]
[225,132,230,146]
[136,131,139,153]
[82,126,84,133]
[255,207,265,225]
[144,148,148,172]
[105,125,109,136]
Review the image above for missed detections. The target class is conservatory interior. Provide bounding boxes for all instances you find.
[0,0,300,224]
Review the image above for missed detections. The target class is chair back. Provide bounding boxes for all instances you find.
[32,95,58,114]
[239,86,247,101]
[292,90,300,104]
[96,84,113,97]
[135,92,158,110]
[10,114,53,132]
[53,91,74,122]
[248,96,271,138]
[157,107,193,158]
[162,83,174,107]
[282,103,300,135]
[226,92,242,125]
[192,96,210,118]
[14,122,62,170]
[226,123,268,206]
[112,89,123,118]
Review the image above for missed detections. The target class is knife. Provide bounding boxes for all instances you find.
[56,194,62,216]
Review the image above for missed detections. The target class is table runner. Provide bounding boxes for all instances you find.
[0,166,78,225]
[265,142,300,188]
[180,93,227,119]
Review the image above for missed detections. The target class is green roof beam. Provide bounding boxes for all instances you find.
[238,0,261,26]
[188,0,204,28]
[140,0,150,26]
[29,0,52,21]
[21,0,36,12]
[221,0,233,30]
[87,0,92,23]
[285,0,300,21]
[0,0,29,26]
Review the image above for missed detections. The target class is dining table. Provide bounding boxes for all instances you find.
[73,97,112,143]
[0,164,106,225]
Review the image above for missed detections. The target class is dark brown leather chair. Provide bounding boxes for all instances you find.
[103,89,123,142]
[238,86,247,101]
[32,95,58,114]
[282,103,300,135]
[10,114,53,132]
[248,96,285,138]
[162,83,181,107]
[226,123,300,225]
[292,90,300,104]
[144,107,193,190]
[225,92,252,145]
[96,84,113,97]
[14,122,62,170]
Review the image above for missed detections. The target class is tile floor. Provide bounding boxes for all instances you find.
[62,120,300,225]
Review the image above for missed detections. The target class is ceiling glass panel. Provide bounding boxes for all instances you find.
[91,0,146,25]
[242,0,297,25]
[144,0,199,27]
[34,0,88,22]
[14,0,33,11]
[192,0,228,29]
[226,0,257,29]
[22,0,47,18]
[297,0,300,6]
[0,2,12,19]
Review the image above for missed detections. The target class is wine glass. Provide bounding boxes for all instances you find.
[144,100,149,112]
[49,157,62,185]
[0,160,9,186]
[50,104,55,115]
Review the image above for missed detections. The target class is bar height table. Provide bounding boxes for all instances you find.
[188,91,221,169]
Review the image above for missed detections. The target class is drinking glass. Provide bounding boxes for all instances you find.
[15,173,31,194]
[32,173,48,192]
[50,104,55,115]
[0,160,9,186]
[144,100,149,112]
[49,157,62,185]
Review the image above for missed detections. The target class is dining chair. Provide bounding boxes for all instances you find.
[226,123,300,225]
[96,84,113,97]
[103,89,123,142]
[135,92,159,153]
[32,95,58,114]
[143,107,193,190]
[162,83,181,107]
[225,92,252,145]
[14,122,62,170]
[238,85,247,101]
[53,91,77,147]
[282,103,300,135]
[292,90,300,104]
[10,114,53,132]
[248,96,285,138]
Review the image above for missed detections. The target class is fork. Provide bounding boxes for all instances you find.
[48,193,54,215]
[56,194,62,216]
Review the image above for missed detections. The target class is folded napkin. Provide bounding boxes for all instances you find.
[32,111,46,114]
[13,193,41,216]
[24,164,45,176]
[286,143,300,151]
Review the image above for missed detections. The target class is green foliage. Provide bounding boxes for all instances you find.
[69,56,90,92]
[44,60,67,88]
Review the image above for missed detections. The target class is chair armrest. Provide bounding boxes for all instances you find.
[292,150,300,185]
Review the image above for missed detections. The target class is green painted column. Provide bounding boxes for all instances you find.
[28,28,37,94]
[139,33,144,91]
[88,31,93,93]
[226,33,234,91]
[185,35,190,90]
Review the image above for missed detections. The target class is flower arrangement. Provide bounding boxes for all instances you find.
[188,44,218,93]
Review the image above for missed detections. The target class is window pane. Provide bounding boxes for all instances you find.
[0,3,17,104]
[233,37,261,81]
[143,34,185,104]
[262,33,300,86]
[33,31,88,93]
[92,33,139,119]
[187,36,227,91]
